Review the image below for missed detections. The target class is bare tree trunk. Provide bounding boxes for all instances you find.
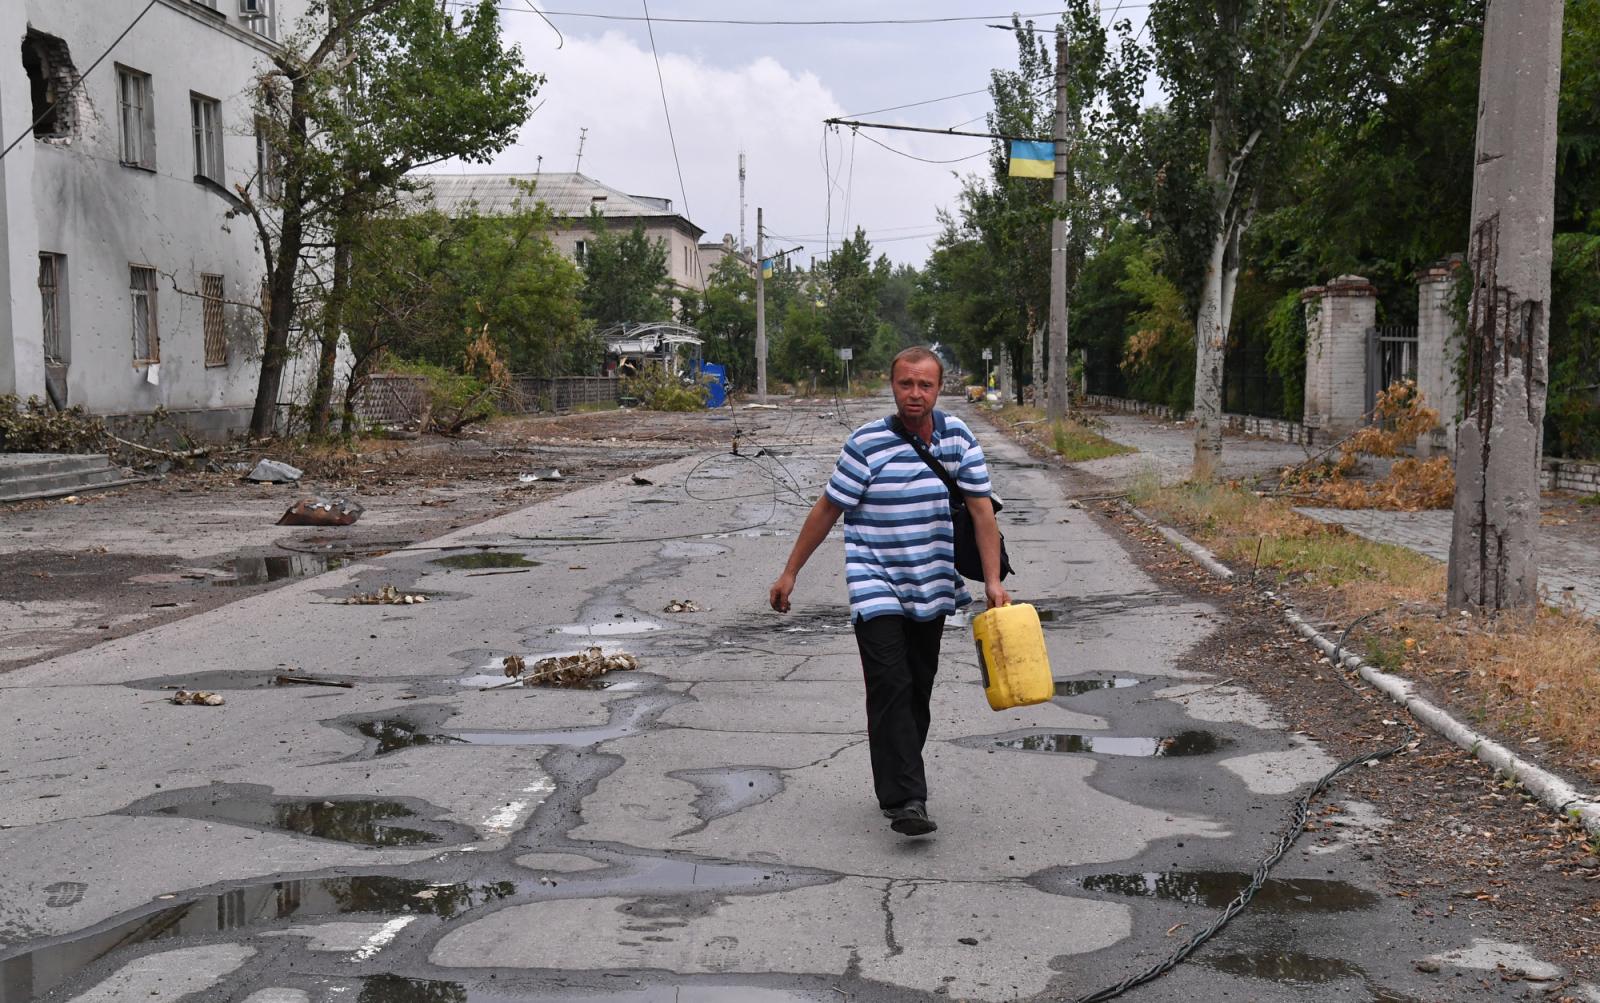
[1446,0,1563,612]
[1192,227,1229,481]
[248,82,311,439]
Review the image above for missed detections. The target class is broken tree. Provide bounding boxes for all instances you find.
[1446,0,1565,611]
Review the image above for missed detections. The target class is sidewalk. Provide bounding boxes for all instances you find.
[1079,409,1600,617]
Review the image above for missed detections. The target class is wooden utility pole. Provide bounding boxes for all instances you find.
[1446,0,1564,611]
[755,206,767,402]
[1046,30,1070,425]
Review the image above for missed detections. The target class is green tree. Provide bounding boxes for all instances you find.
[579,213,675,325]
[820,228,883,355]
[697,255,757,389]
[237,0,539,437]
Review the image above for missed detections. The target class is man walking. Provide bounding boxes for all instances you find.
[769,347,1010,836]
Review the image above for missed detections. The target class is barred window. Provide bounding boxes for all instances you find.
[130,265,159,363]
[39,254,66,363]
[202,273,227,366]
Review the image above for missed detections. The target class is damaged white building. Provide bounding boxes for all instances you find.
[1,0,306,437]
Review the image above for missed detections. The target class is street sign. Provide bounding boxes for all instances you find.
[836,348,854,361]
[981,347,993,360]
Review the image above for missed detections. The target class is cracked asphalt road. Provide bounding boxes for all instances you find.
[0,399,1577,1002]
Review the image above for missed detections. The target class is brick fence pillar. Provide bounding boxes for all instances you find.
[1302,275,1377,441]
[1415,256,1464,456]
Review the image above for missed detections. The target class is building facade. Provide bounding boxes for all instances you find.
[416,172,709,297]
[1,0,304,437]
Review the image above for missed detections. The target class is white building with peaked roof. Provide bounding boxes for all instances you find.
[1,0,310,438]
[415,172,709,296]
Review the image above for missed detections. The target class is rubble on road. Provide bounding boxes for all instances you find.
[500,647,639,687]
[663,599,701,613]
[170,689,225,706]
[278,496,364,526]
[245,459,302,483]
[345,585,429,605]
[517,468,562,484]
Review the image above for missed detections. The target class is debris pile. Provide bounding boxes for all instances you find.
[663,599,701,613]
[279,496,364,526]
[345,585,429,605]
[170,689,225,706]
[501,647,639,687]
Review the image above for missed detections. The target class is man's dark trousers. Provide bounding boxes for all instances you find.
[853,613,947,809]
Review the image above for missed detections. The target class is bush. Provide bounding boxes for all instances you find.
[0,395,107,453]
[621,365,709,411]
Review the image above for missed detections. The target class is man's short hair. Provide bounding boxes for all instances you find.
[890,346,944,384]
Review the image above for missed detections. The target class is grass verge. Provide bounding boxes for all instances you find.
[1129,478,1600,775]
[994,405,1135,463]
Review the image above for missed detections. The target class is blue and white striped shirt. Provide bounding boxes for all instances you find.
[824,410,993,622]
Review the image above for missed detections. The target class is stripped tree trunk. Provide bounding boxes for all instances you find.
[1446,0,1563,611]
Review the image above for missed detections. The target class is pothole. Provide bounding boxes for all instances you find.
[1197,950,1367,985]
[1076,871,1380,911]
[155,795,453,846]
[430,551,537,570]
[981,730,1231,757]
[1053,676,1143,696]
[0,875,513,1001]
[211,553,342,586]
[356,719,466,755]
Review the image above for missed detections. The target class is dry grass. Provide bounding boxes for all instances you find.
[1131,478,1600,775]
[1281,380,1456,511]
[994,405,1135,463]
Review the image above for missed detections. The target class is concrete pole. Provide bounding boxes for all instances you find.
[1046,31,1070,425]
[1446,0,1564,612]
[755,207,767,402]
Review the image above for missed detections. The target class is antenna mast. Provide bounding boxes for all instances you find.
[574,127,588,173]
[738,151,747,254]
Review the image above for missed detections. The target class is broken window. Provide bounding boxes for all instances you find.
[39,254,67,364]
[202,273,227,366]
[22,31,78,140]
[191,93,223,182]
[116,66,155,169]
[130,265,159,364]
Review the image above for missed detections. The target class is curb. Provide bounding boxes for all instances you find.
[1122,501,1600,840]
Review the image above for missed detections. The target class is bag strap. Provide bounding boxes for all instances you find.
[888,416,964,508]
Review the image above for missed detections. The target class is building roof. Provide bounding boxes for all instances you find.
[412,172,704,237]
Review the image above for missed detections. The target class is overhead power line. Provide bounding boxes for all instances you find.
[854,128,988,165]
[824,117,1048,144]
[639,0,699,284]
[497,8,1099,26]
[841,87,990,120]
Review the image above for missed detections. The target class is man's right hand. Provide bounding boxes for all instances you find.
[769,572,795,613]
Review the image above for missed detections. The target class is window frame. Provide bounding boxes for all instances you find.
[201,273,227,367]
[39,253,67,365]
[191,92,224,184]
[254,122,282,199]
[115,65,155,170]
[130,264,160,365]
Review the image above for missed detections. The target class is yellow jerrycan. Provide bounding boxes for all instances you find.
[971,602,1054,711]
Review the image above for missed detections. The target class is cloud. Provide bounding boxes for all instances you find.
[472,28,990,266]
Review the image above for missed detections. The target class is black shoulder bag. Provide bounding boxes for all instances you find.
[889,417,1013,582]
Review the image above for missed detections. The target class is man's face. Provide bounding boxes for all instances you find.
[891,358,941,423]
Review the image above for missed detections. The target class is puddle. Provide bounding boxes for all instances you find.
[357,719,467,755]
[1197,951,1365,985]
[212,553,342,586]
[156,796,447,846]
[988,730,1230,757]
[1053,676,1143,696]
[532,853,815,900]
[430,551,538,570]
[364,699,659,754]
[0,875,513,1002]
[337,975,474,1001]
[1077,871,1380,912]
[554,619,663,637]
[670,768,784,829]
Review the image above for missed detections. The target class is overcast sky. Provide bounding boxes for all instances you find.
[442,2,1147,269]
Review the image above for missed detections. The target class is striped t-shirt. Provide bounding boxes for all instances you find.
[824,410,993,622]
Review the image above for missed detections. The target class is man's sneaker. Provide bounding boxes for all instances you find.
[885,799,937,836]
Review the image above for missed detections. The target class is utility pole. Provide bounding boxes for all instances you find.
[755,206,767,402]
[1046,30,1069,425]
[1446,0,1564,611]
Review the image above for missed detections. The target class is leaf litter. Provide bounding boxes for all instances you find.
[500,647,639,688]
[345,584,430,605]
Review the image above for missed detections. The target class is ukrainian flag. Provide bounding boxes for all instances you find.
[761,258,774,279]
[1008,139,1054,179]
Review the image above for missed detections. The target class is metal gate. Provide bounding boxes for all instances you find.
[1365,325,1418,420]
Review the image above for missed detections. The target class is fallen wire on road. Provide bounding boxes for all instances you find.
[1071,722,1416,1002]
